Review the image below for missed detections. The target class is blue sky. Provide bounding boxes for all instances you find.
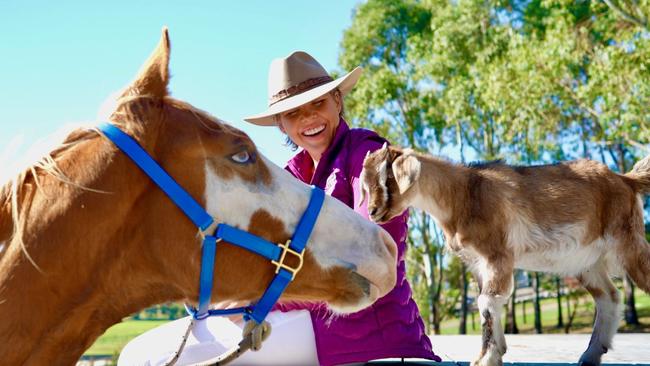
[0,1,359,167]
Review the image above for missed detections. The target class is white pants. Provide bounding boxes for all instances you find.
[117,310,319,366]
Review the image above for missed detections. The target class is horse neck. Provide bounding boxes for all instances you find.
[0,137,192,365]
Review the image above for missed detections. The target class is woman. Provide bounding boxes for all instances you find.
[243,51,441,366]
[118,51,439,366]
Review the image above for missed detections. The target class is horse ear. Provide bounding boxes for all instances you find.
[392,154,420,195]
[123,27,171,98]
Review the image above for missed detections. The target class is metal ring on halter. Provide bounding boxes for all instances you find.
[200,221,219,240]
[271,239,304,280]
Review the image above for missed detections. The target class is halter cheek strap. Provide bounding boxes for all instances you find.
[98,122,324,325]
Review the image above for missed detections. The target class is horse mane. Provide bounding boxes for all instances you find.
[1,93,238,267]
[1,126,102,268]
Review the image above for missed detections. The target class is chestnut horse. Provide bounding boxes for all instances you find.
[0,29,397,365]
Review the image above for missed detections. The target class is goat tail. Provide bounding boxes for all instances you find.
[626,154,650,194]
[622,235,650,294]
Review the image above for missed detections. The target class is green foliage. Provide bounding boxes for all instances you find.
[84,319,169,356]
[341,0,650,161]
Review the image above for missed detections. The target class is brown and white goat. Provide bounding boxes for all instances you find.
[360,145,650,366]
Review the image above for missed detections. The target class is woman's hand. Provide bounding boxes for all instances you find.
[213,300,247,324]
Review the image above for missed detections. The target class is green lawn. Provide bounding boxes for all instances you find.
[84,319,168,357]
[84,292,650,358]
[437,291,650,335]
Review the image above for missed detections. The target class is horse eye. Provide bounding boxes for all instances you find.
[230,151,251,164]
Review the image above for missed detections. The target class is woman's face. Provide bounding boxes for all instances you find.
[277,92,341,162]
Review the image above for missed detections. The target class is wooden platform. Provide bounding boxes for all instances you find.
[368,334,650,365]
[78,334,650,365]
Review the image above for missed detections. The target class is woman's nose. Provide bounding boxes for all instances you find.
[298,109,317,122]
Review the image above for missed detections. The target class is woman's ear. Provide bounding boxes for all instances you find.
[333,90,342,115]
[276,117,286,134]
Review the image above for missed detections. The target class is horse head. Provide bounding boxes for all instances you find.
[0,28,397,364]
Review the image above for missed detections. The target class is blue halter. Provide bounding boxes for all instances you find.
[99,122,325,324]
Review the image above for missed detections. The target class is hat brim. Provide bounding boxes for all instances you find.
[244,66,362,126]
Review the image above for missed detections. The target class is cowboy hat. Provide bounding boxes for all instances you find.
[244,51,362,126]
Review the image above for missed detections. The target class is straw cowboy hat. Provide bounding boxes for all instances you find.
[244,51,362,126]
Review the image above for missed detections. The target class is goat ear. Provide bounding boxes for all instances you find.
[377,142,389,160]
[392,154,420,194]
[388,146,403,163]
[358,180,367,209]
[358,151,371,208]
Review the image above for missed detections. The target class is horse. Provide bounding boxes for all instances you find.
[0,28,398,365]
[359,144,650,366]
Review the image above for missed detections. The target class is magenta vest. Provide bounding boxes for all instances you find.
[275,120,440,366]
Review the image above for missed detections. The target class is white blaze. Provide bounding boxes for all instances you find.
[203,154,389,272]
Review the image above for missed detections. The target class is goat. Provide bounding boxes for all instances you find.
[359,145,650,366]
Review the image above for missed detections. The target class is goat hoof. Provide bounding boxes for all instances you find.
[472,358,502,366]
[578,357,601,366]
[578,362,600,366]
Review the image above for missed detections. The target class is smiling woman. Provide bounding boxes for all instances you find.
[242,51,441,366]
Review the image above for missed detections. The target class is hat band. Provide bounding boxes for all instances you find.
[269,76,334,106]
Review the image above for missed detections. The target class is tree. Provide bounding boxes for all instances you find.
[458,263,470,334]
[505,272,519,334]
[555,276,565,328]
[406,214,458,333]
[533,272,543,334]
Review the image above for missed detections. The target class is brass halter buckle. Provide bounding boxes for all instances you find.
[271,240,304,280]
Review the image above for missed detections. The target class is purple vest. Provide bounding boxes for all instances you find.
[276,120,440,366]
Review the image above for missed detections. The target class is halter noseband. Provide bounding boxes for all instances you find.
[98,123,325,325]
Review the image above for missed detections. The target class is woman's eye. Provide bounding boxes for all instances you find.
[313,100,324,106]
[287,111,298,118]
[231,151,251,164]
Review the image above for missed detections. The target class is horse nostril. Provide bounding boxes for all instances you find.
[350,272,371,297]
[370,208,377,216]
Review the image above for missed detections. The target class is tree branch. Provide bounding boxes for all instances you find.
[603,0,649,31]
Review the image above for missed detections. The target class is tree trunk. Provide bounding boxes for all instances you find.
[433,240,444,334]
[432,301,441,334]
[506,273,518,333]
[556,276,564,328]
[534,272,543,334]
[612,145,640,326]
[471,310,476,331]
[624,275,640,325]
[459,263,469,334]
[565,287,572,333]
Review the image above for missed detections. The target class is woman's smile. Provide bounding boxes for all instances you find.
[302,124,326,137]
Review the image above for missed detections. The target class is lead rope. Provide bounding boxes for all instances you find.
[162,318,272,366]
[201,320,272,366]
[162,317,196,366]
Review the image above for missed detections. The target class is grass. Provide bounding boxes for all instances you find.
[84,292,650,358]
[437,291,650,335]
[83,319,168,357]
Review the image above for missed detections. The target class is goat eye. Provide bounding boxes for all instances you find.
[231,151,251,164]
